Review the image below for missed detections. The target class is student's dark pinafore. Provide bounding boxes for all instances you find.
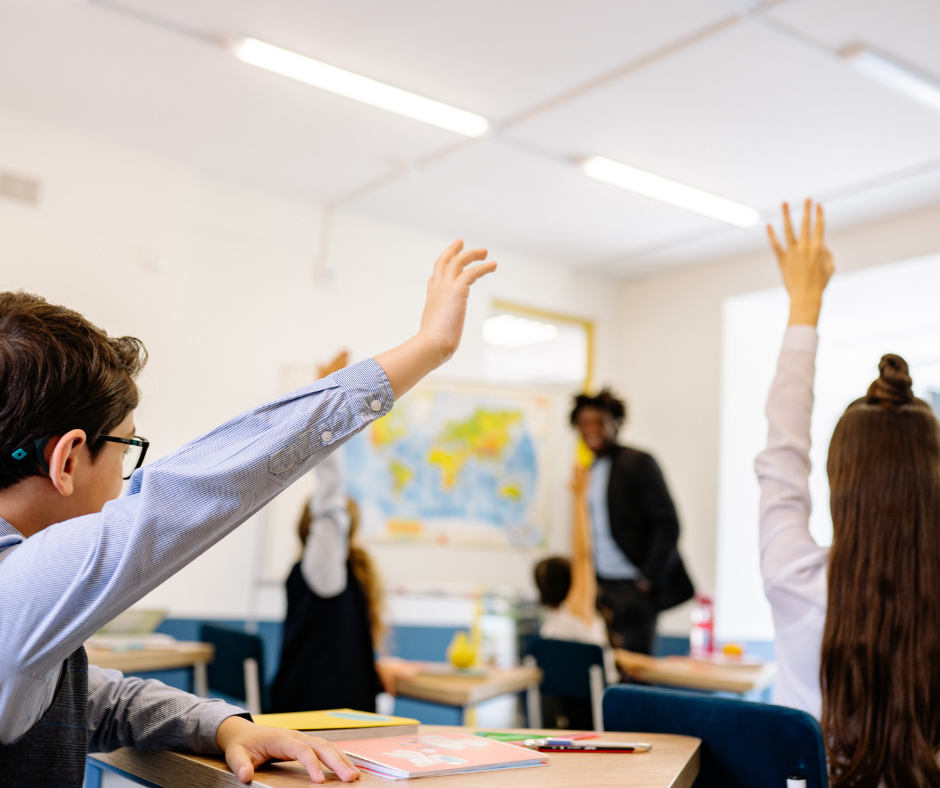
[271,560,382,713]
[0,646,89,786]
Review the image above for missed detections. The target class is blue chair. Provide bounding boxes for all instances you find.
[603,685,827,787]
[525,637,607,731]
[200,624,268,715]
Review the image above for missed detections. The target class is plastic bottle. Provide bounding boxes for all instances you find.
[690,593,715,658]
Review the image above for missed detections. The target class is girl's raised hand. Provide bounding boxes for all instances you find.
[767,199,834,327]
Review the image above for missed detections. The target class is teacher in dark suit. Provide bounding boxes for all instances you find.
[571,389,694,654]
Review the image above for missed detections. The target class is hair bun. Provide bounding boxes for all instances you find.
[866,353,914,408]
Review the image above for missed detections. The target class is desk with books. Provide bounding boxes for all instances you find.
[86,725,701,788]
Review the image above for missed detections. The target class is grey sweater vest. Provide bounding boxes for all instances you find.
[0,646,89,787]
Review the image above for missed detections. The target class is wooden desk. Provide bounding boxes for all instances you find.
[87,725,701,788]
[86,641,214,697]
[616,651,776,695]
[393,665,541,725]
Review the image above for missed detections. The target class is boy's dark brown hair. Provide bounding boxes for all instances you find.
[534,556,572,608]
[0,292,148,490]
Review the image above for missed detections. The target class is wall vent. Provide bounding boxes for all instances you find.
[0,172,41,204]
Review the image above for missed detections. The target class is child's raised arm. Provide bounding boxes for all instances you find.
[0,241,495,746]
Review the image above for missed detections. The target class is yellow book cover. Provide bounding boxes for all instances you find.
[253,709,419,732]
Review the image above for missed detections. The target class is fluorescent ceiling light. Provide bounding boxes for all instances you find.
[483,314,559,348]
[582,156,760,228]
[231,37,489,138]
[843,45,940,113]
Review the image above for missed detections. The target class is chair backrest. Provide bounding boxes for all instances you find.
[200,624,268,713]
[525,637,605,700]
[603,685,827,788]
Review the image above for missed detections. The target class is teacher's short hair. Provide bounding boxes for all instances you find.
[569,388,627,427]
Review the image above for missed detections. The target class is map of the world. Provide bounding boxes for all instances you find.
[345,385,552,548]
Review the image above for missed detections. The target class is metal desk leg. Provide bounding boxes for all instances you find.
[193,661,209,698]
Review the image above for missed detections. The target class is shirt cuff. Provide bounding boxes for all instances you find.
[329,358,395,426]
[782,324,818,354]
[185,700,252,755]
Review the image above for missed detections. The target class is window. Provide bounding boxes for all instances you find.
[481,301,592,390]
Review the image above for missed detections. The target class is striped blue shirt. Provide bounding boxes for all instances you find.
[0,359,393,747]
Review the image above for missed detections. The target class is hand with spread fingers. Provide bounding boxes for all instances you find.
[374,240,496,399]
[216,716,360,784]
[767,199,835,328]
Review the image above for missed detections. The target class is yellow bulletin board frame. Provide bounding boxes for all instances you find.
[491,299,596,393]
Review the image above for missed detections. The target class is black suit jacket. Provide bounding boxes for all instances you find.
[603,444,695,612]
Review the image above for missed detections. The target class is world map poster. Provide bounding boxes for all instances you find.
[345,383,555,549]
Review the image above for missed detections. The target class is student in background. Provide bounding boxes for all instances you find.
[535,465,618,681]
[534,465,618,728]
[759,200,940,787]
[0,240,495,785]
[570,390,694,654]
[271,352,417,714]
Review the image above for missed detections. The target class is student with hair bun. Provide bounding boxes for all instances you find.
[759,199,940,787]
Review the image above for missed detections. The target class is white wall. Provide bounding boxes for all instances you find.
[0,108,623,621]
[616,202,940,636]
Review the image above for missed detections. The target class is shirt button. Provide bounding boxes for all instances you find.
[370,399,382,412]
[321,430,333,442]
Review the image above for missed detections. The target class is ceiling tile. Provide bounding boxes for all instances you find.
[350,139,718,267]
[109,0,729,121]
[0,1,459,200]
[506,19,940,211]
[767,0,940,78]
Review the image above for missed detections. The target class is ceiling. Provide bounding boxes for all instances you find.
[2,0,940,277]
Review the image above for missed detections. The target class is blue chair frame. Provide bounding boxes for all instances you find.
[603,684,827,788]
[200,623,268,714]
[525,637,607,731]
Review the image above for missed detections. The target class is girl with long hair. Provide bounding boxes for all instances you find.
[757,200,940,787]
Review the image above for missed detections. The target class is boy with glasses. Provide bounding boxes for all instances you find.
[0,241,495,785]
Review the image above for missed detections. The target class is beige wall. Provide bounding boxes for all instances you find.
[615,202,940,634]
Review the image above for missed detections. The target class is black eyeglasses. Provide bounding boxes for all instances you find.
[99,436,150,480]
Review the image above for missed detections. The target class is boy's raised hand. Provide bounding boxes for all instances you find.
[767,199,834,328]
[217,716,360,783]
[374,240,496,399]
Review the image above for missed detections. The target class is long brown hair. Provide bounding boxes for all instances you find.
[297,497,386,649]
[822,354,940,788]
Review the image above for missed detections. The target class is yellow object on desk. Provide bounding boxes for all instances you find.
[252,709,418,733]
[447,630,478,669]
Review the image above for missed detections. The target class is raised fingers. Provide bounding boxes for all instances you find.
[812,203,825,246]
[767,225,785,262]
[432,240,465,282]
[458,259,498,287]
[800,198,812,243]
[782,202,796,247]
[447,247,489,278]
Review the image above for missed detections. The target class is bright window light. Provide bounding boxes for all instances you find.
[843,45,940,113]
[482,314,559,348]
[231,37,489,138]
[582,155,761,228]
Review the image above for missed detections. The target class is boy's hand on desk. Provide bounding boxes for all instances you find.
[216,716,360,783]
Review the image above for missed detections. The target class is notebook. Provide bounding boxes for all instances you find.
[252,709,419,742]
[341,732,549,780]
